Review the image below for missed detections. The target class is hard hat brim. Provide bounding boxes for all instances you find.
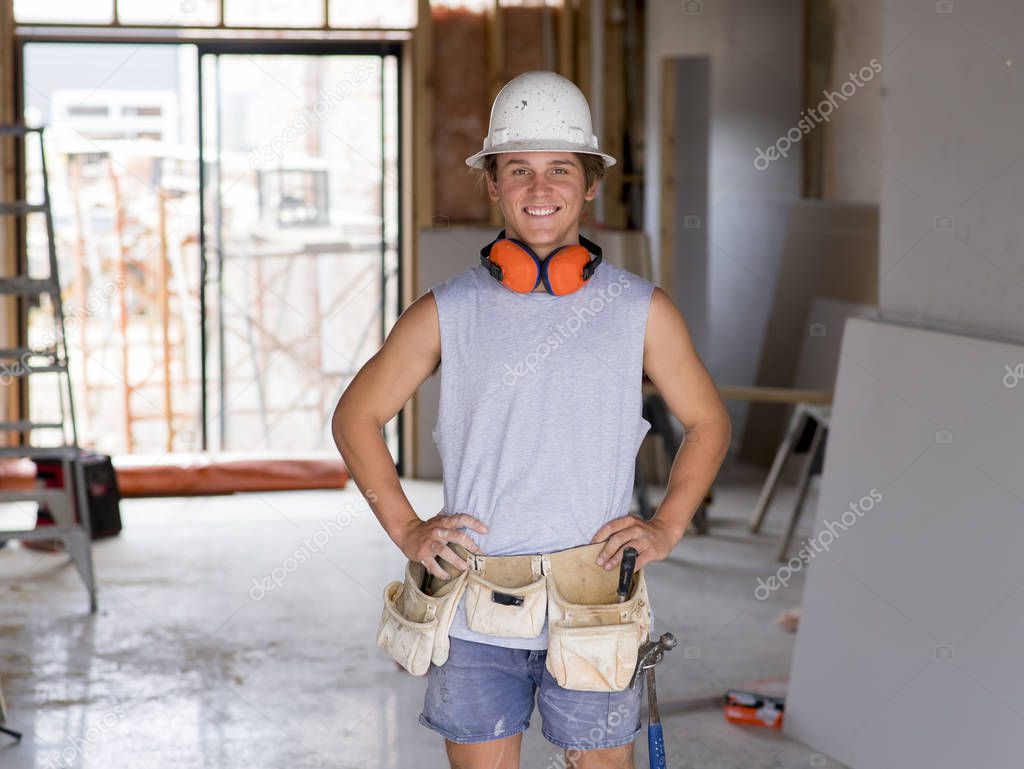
[465,142,617,169]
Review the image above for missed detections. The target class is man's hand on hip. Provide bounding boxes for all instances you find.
[395,511,489,581]
[590,514,684,570]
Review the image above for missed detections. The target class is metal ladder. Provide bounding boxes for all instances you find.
[0,124,97,613]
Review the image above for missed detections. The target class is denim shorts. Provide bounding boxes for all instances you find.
[418,636,644,750]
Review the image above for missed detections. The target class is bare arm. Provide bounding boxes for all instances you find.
[641,287,731,536]
[592,286,731,569]
[331,291,486,579]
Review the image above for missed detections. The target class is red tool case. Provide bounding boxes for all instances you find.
[30,451,123,544]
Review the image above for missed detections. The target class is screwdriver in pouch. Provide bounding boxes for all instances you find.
[618,547,638,602]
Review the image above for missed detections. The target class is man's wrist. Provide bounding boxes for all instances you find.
[649,512,687,544]
[388,516,420,552]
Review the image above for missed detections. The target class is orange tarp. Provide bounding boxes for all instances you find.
[0,454,350,497]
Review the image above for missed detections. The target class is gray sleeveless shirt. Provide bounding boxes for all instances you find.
[429,259,655,650]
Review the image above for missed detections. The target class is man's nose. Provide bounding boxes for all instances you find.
[528,174,553,193]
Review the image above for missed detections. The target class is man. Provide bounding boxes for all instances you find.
[332,71,729,769]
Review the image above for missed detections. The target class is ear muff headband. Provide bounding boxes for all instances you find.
[480,230,603,296]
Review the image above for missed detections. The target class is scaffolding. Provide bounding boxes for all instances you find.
[24,136,391,456]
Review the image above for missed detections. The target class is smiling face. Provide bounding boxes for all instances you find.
[485,152,600,264]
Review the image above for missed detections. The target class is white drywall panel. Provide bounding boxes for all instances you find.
[785,316,1024,768]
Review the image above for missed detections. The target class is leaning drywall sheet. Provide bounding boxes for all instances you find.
[785,316,1024,769]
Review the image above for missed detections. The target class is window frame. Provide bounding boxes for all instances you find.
[14,0,418,32]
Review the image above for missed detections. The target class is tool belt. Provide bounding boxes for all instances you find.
[376,541,651,692]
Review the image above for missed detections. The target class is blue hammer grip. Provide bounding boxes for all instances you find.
[648,722,666,769]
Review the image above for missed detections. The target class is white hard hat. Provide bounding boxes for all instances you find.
[465,70,617,169]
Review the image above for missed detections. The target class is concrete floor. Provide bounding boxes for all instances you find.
[0,462,846,768]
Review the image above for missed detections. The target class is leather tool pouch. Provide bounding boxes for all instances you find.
[376,556,468,675]
[543,542,652,692]
[464,553,547,638]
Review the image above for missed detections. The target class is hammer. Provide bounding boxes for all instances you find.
[630,632,677,769]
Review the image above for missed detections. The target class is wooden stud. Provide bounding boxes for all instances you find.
[408,0,433,478]
[0,1,19,439]
[556,0,574,79]
[658,58,676,300]
[601,0,626,227]
[575,0,592,101]
[485,0,504,227]
[802,0,833,199]
[623,0,644,228]
[413,0,434,240]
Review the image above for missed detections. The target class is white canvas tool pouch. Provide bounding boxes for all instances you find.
[463,552,547,638]
[375,540,652,689]
[376,556,468,675]
[543,542,652,692]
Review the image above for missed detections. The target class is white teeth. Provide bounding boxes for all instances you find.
[525,206,558,216]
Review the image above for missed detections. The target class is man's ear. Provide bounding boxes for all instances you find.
[485,160,501,202]
[584,178,600,202]
[486,172,500,202]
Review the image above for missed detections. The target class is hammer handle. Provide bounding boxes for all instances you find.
[647,722,666,769]
[647,666,666,769]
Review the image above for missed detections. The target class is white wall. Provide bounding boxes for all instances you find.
[787,3,1024,765]
[877,2,1024,339]
[644,0,804,441]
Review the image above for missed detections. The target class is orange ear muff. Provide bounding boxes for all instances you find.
[481,230,603,295]
[487,239,542,293]
[542,245,591,296]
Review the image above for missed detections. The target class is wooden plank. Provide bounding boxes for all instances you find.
[413,0,433,239]
[575,0,592,99]
[505,6,547,75]
[658,58,676,299]
[643,381,833,406]
[601,0,626,227]
[0,3,20,443]
[556,0,574,79]
[485,0,503,227]
[485,0,504,104]
[408,0,432,478]
[400,38,415,477]
[623,0,644,228]
[802,0,833,198]
[433,7,489,222]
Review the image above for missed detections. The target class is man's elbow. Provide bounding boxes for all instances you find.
[330,398,350,457]
[688,403,731,458]
[331,389,370,452]
[711,406,732,458]
[332,388,386,442]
